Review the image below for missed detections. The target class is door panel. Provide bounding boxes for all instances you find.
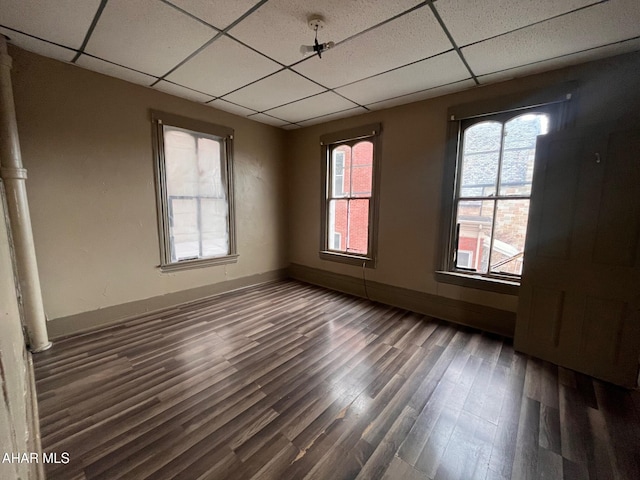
[592,133,640,267]
[535,138,581,260]
[515,127,640,387]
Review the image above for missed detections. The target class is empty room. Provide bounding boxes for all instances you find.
[1,0,639,479]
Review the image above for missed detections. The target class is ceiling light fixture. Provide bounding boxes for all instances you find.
[300,15,335,59]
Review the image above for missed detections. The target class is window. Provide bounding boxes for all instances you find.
[320,123,381,267]
[456,250,474,269]
[152,111,237,271]
[447,104,565,280]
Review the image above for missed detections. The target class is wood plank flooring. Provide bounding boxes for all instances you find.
[34,280,640,479]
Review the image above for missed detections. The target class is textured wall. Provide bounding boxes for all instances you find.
[9,46,288,322]
[286,51,640,316]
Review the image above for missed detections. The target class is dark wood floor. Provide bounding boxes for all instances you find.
[34,280,640,480]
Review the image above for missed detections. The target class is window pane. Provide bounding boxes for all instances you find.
[331,147,348,197]
[163,126,228,262]
[455,199,494,273]
[165,129,197,196]
[328,199,348,251]
[197,137,224,197]
[351,141,373,198]
[170,198,199,261]
[347,199,369,254]
[490,199,530,275]
[460,122,502,198]
[499,114,549,196]
[201,198,229,257]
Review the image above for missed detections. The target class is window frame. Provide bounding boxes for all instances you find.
[319,123,382,268]
[151,111,238,272]
[437,85,574,292]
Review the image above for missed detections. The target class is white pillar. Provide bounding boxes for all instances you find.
[0,36,51,352]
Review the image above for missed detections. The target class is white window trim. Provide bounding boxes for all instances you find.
[151,111,238,272]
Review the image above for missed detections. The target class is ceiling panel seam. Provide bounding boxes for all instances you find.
[222,34,287,68]
[151,0,269,87]
[147,0,437,115]
[160,0,221,30]
[71,0,109,63]
[296,106,366,124]
[287,0,431,71]
[0,25,78,55]
[475,34,640,81]
[428,2,479,85]
[246,111,290,123]
[159,79,219,99]
[258,90,360,116]
[459,0,610,49]
[215,69,367,116]
[79,51,161,80]
[217,34,343,101]
[204,98,254,112]
[331,49,456,91]
[365,77,473,108]
[149,31,222,87]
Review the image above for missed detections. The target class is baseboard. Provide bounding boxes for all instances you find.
[288,263,516,338]
[47,269,288,339]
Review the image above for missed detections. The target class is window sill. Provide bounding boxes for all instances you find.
[434,271,519,296]
[160,254,239,272]
[319,251,376,268]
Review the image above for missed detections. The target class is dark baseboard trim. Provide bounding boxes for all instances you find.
[288,263,516,338]
[47,269,288,339]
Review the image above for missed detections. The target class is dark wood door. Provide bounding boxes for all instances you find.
[515,126,640,387]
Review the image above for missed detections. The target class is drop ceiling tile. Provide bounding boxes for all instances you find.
[335,51,469,106]
[85,0,216,77]
[297,107,368,126]
[462,0,640,76]
[209,99,257,116]
[166,36,281,97]
[293,7,452,88]
[76,55,156,86]
[366,79,477,110]
[0,0,101,48]
[434,0,594,47]
[1,28,76,62]
[266,91,357,123]
[224,70,325,112]
[228,0,425,66]
[153,81,214,103]
[165,0,261,29]
[478,37,640,84]
[248,113,290,127]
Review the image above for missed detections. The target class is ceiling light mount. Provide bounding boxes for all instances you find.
[307,15,326,31]
[300,14,335,59]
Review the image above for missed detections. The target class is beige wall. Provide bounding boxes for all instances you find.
[8,45,640,333]
[286,51,640,315]
[10,47,288,323]
[0,186,40,480]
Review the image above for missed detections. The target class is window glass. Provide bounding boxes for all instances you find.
[499,114,549,196]
[460,121,502,198]
[153,112,236,270]
[322,127,378,265]
[164,127,228,262]
[327,141,373,256]
[452,112,550,277]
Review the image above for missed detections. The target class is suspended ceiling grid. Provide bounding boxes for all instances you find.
[1,0,639,129]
